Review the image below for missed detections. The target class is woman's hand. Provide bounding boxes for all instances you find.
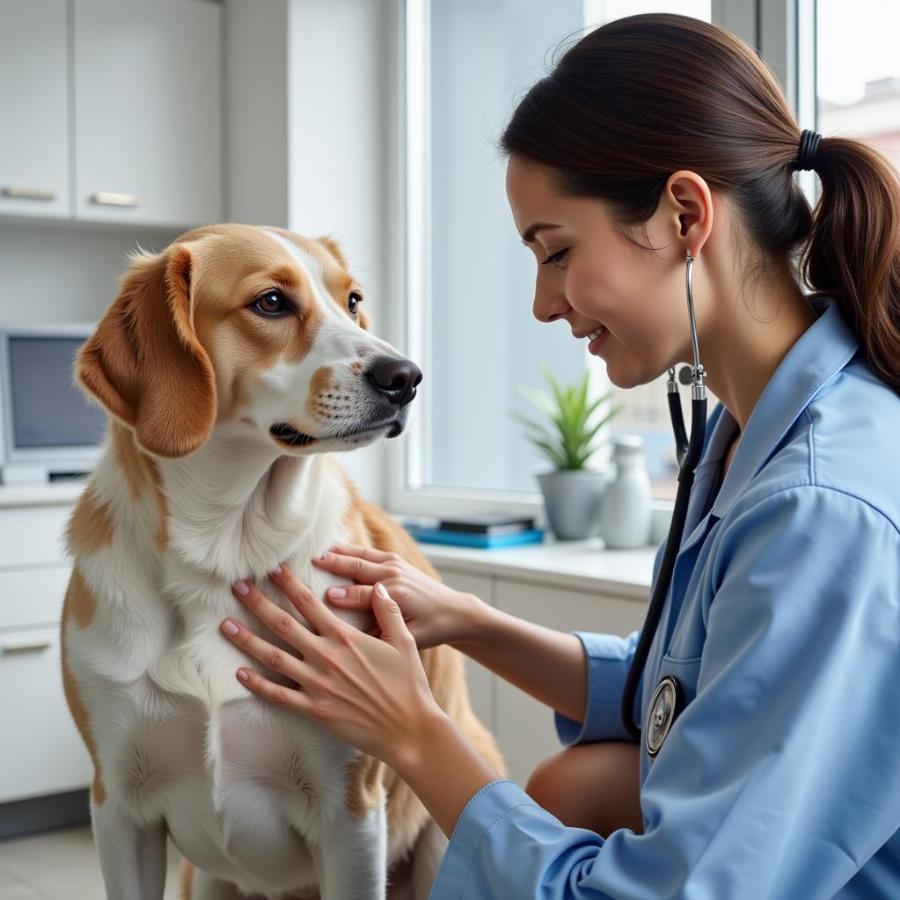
[311,544,485,649]
[220,564,447,771]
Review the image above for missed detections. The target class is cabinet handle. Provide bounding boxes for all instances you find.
[90,191,139,208]
[1,186,56,202]
[2,641,52,655]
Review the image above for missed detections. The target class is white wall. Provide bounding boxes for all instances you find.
[0,0,394,507]
[225,0,397,507]
[0,219,181,325]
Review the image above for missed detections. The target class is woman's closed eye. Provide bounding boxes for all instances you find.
[542,248,569,267]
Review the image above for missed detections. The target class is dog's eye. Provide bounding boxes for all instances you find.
[348,291,363,317]
[250,290,292,318]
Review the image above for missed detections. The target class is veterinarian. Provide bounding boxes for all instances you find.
[219,13,900,898]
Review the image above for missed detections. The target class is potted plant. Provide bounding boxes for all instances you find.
[512,365,624,540]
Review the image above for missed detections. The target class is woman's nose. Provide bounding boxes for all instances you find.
[533,291,569,324]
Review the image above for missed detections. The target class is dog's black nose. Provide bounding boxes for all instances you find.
[365,356,423,407]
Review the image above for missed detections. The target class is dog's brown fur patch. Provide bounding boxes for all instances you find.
[345,752,386,821]
[66,486,114,559]
[61,583,106,806]
[110,423,168,550]
[67,566,96,629]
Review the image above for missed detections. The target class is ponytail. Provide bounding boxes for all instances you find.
[803,139,900,395]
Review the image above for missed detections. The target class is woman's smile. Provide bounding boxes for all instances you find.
[588,326,610,354]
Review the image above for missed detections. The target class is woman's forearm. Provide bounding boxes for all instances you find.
[450,598,588,724]
[391,707,501,840]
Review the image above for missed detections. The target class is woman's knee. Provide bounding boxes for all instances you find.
[524,741,643,837]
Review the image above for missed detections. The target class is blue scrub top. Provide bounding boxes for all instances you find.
[430,295,900,898]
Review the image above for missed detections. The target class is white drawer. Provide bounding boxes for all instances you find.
[434,567,496,733]
[493,580,647,787]
[0,566,72,631]
[0,505,73,568]
[0,625,93,803]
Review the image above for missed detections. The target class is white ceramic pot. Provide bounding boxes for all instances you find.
[536,468,610,540]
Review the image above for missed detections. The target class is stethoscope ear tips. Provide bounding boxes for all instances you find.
[678,365,693,386]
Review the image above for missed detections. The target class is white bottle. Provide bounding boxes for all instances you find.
[598,435,652,549]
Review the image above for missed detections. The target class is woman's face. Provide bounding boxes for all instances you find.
[505,153,697,388]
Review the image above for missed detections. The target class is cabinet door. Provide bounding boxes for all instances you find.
[0,504,73,568]
[0,0,71,218]
[0,566,72,631]
[0,625,93,802]
[494,580,646,787]
[73,0,223,227]
[433,567,495,733]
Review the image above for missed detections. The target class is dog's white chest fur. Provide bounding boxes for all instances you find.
[70,568,377,896]
[65,443,389,897]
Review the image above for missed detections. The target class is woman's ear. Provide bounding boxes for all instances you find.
[75,243,217,458]
[663,170,714,257]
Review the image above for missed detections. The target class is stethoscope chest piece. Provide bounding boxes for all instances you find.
[646,675,683,757]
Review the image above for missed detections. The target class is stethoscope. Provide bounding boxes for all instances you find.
[620,250,708,754]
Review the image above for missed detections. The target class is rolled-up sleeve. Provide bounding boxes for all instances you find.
[554,629,642,745]
[430,486,900,899]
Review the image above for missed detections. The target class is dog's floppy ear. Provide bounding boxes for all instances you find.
[316,234,348,269]
[316,234,373,332]
[76,243,216,458]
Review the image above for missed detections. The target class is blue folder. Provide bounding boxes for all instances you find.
[403,525,545,549]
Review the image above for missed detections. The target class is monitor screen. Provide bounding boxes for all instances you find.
[8,336,107,449]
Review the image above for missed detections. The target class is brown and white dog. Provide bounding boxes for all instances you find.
[60,223,504,900]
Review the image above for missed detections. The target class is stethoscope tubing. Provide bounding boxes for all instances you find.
[620,252,708,740]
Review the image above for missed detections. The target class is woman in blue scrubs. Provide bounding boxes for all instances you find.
[220,12,900,898]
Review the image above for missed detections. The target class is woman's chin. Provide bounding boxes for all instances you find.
[605,359,665,391]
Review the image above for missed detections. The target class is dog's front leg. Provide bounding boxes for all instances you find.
[92,801,168,900]
[314,801,387,900]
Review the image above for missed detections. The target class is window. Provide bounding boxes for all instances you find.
[395,1,719,518]
[816,1,900,175]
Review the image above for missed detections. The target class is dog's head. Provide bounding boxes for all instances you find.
[76,224,421,458]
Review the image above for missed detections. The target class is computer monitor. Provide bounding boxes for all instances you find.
[0,324,107,485]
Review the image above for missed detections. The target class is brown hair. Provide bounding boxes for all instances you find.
[500,13,900,395]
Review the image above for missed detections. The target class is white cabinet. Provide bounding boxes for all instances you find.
[0,624,93,803]
[73,0,223,226]
[0,495,92,804]
[433,570,495,732]
[436,563,648,789]
[0,0,72,219]
[493,580,645,787]
[0,0,223,229]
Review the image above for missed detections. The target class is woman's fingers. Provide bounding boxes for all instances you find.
[311,547,396,584]
[231,579,321,651]
[270,565,349,636]
[233,665,317,716]
[325,584,377,610]
[220,616,317,687]
[328,543,394,562]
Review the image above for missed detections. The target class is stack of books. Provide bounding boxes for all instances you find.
[401,513,545,549]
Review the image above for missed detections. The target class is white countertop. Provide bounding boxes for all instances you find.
[0,483,657,599]
[415,536,656,600]
[0,481,88,508]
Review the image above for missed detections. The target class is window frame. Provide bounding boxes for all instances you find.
[384,0,812,531]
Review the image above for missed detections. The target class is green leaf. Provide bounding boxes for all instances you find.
[513,368,626,469]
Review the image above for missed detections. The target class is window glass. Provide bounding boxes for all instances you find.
[421,2,712,499]
[817,1,900,175]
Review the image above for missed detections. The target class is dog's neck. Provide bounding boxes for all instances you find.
[146,426,346,582]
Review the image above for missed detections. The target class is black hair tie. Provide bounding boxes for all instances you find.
[795,129,823,171]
